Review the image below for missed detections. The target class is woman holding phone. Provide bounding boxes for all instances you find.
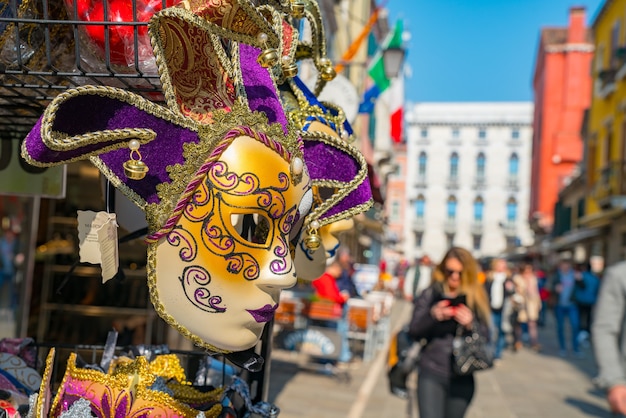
[409,246,491,418]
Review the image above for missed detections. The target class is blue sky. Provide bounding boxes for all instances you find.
[385,0,603,103]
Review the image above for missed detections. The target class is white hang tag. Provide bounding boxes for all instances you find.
[97,214,119,283]
[77,210,119,283]
[77,210,104,264]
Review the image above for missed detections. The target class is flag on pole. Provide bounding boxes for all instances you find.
[388,76,404,143]
[334,5,384,74]
[358,85,381,114]
[367,19,404,94]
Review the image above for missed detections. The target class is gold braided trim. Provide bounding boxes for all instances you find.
[319,101,356,143]
[35,348,55,418]
[39,85,196,152]
[176,0,279,47]
[168,382,224,405]
[302,0,329,96]
[150,8,244,121]
[300,129,370,229]
[51,353,217,418]
[257,5,299,85]
[146,243,230,353]
[285,79,349,142]
[315,200,374,227]
[143,100,302,234]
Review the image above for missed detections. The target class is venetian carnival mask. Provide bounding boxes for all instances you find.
[22,3,313,353]
[263,0,373,280]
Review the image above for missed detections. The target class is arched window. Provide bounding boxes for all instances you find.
[507,197,517,222]
[447,195,457,220]
[509,153,519,177]
[476,152,486,179]
[473,196,484,221]
[418,152,427,177]
[415,194,425,218]
[450,152,459,178]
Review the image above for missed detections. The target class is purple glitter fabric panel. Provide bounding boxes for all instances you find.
[303,141,358,182]
[239,44,289,133]
[322,179,372,219]
[24,94,200,205]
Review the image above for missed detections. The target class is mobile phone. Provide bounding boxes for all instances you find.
[443,295,466,306]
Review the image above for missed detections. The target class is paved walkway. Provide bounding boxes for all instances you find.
[268,298,612,418]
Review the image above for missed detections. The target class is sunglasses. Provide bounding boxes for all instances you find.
[444,268,463,277]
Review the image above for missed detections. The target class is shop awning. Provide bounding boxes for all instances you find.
[548,227,604,251]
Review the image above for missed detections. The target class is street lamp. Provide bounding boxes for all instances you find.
[382,46,406,79]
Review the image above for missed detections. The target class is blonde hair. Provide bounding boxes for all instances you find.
[432,247,491,323]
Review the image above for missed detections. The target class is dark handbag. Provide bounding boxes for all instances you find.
[387,328,423,399]
[452,321,493,376]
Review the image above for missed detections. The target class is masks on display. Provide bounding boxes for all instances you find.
[272,0,373,278]
[34,349,222,418]
[21,0,372,353]
[22,2,312,353]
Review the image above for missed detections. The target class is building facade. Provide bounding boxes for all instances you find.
[530,6,594,234]
[575,0,626,266]
[403,103,534,263]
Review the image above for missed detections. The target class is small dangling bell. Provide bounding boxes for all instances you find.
[257,47,279,68]
[282,56,298,78]
[290,0,305,18]
[123,159,149,180]
[304,232,321,251]
[123,139,149,180]
[320,63,337,81]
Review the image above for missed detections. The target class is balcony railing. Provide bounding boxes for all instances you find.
[473,177,486,190]
[446,177,460,189]
[507,177,519,190]
[592,160,626,208]
[444,219,457,233]
[597,67,618,98]
[415,176,428,188]
[470,221,483,235]
[412,218,425,232]
[501,221,517,237]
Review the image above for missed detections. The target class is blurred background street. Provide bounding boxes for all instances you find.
[269,298,609,418]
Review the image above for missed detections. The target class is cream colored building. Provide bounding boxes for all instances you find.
[402,102,534,263]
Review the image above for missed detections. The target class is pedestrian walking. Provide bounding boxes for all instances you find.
[408,246,491,418]
[484,258,514,360]
[403,254,434,302]
[511,263,542,351]
[551,258,581,357]
[592,260,626,416]
[572,261,600,345]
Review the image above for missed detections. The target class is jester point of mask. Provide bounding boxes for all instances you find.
[21,1,312,354]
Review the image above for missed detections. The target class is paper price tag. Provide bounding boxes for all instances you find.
[77,210,119,283]
[98,215,119,283]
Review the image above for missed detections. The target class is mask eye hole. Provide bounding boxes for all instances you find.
[230,213,271,245]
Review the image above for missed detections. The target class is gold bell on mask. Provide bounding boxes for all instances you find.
[123,139,149,180]
[304,221,322,251]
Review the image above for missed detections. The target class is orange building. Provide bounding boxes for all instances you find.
[530,7,594,234]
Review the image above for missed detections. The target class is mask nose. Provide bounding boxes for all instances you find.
[255,244,298,291]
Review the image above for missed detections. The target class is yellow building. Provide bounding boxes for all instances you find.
[581,0,626,265]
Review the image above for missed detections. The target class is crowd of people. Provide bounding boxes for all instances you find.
[401,252,601,362]
[395,248,605,417]
[307,244,626,417]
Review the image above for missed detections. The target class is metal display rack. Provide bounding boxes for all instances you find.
[0,0,166,135]
[1,0,276,407]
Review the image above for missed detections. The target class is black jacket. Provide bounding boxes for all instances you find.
[408,283,489,380]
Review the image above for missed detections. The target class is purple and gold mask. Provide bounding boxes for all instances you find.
[22,6,312,353]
